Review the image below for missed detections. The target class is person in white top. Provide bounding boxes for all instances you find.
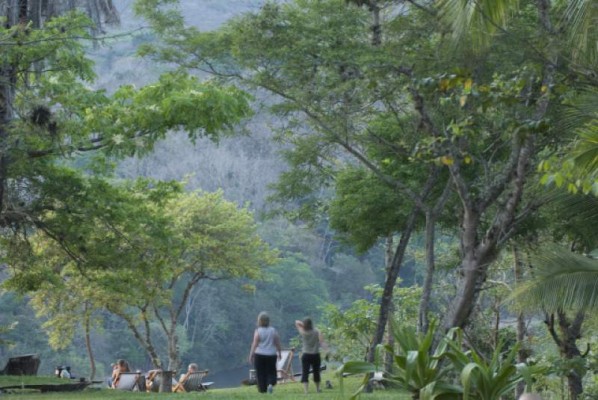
[295,318,327,394]
[248,312,282,393]
[179,362,198,382]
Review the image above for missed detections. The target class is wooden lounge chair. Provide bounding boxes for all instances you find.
[173,369,212,392]
[276,348,295,383]
[114,372,142,391]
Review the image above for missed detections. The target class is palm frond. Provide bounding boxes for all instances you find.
[552,191,598,227]
[437,0,520,49]
[508,246,598,312]
[570,121,598,178]
[564,0,598,63]
[560,88,598,132]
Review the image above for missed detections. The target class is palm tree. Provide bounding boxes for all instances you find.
[438,0,597,60]
[508,246,597,399]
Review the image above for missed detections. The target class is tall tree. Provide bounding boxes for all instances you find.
[133,0,456,367]
[132,0,584,363]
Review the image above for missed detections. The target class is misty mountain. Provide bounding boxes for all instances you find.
[94,0,285,212]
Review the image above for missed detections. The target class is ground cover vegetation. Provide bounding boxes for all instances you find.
[0,372,406,399]
[0,0,596,399]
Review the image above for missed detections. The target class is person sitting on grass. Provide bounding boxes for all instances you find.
[110,359,130,389]
[179,362,199,381]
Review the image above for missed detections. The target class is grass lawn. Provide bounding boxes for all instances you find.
[0,372,410,400]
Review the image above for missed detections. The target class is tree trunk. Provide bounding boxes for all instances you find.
[83,306,97,381]
[383,235,395,373]
[559,311,584,400]
[365,208,418,390]
[363,211,417,393]
[384,300,395,374]
[29,0,41,27]
[98,0,119,24]
[370,1,381,46]
[113,307,163,369]
[159,370,173,392]
[513,246,527,399]
[546,311,585,400]
[167,317,179,371]
[418,179,451,335]
[419,210,435,334]
[443,208,491,329]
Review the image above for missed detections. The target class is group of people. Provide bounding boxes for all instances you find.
[110,358,200,391]
[111,316,545,398]
[248,311,326,395]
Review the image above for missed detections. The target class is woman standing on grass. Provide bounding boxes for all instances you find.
[248,312,282,394]
[295,318,326,394]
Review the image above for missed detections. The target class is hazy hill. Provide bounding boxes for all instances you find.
[94,0,284,212]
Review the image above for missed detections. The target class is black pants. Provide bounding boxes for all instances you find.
[254,354,277,393]
[301,353,321,383]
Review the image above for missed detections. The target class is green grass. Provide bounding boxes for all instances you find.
[0,373,410,400]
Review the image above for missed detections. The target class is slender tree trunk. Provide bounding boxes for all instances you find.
[370,1,381,46]
[167,316,179,371]
[17,0,26,23]
[418,210,435,334]
[363,210,417,393]
[367,208,418,369]
[419,179,451,334]
[112,306,162,368]
[513,246,527,398]
[86,0,102,40]
[83,305,97,380]
[384,300,395,374]
[560,312,584,400]
[383,235,394,373]
[29,0,41,27]
[443,208,490,329]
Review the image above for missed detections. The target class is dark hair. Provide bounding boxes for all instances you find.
[116,359,130,371]
[303,318,313,331]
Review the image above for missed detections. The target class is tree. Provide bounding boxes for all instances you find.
[6,182,276,370]
[0,1,254,373]
[0,0,251,252]
[507,247,597,399]
[131,0,567,357]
